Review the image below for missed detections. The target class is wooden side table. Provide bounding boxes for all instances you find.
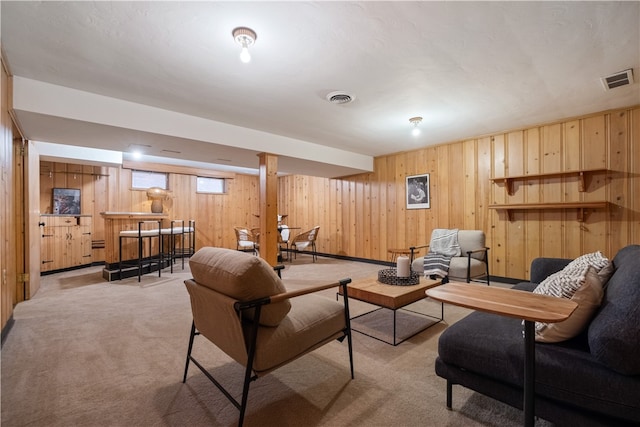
[426,283,577,427]
[387,248,416,262]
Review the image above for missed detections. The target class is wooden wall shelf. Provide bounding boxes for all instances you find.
[489,202,608,222]
[490,168,608,195]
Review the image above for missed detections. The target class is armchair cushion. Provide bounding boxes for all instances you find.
[189,247,291,326]
[250,293,347,373]
[449,257,487,279]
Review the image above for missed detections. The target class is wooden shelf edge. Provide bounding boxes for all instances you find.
[490,169,609,195]
[489,202,608,222]
[488,202,608,209]
[489,168,608,182]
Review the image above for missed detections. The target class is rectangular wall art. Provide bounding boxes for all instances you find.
[406,173,430,209]
[52,188,81,215]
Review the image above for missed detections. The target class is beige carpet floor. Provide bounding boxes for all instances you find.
[1,255,549,426]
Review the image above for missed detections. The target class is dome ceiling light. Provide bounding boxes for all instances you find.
[232,27,257,63]
[409,116,423,136]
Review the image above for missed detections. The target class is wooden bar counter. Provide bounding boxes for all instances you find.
[100,212,168,280]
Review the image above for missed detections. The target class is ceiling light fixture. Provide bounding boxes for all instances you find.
[232,27,257,63]
[409,116,423,136]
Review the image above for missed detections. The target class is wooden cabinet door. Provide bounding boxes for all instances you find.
[40,223,56,272]
[53,217,75,270]
[79,224,92,265]
[67,224,92,267]
[65,225,81,267]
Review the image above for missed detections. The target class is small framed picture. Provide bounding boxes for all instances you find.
[406,173,430,209]
[52,188,81,215]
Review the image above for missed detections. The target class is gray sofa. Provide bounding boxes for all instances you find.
[434,244,640,426]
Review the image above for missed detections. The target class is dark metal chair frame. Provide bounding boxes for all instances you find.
[182,266,353,427]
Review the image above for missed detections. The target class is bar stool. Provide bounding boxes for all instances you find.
[160,220,185,273]
[119,220,162,282]
[183,220,196,258]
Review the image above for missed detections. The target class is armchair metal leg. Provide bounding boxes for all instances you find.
[338,279,355,379]
[446,380,453,409]
[184,318,257,427]
[183,321,196,383]
[238,305,262,427]
[466,247,491,286]
[485,250,491,286]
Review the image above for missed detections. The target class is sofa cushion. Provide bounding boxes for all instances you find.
[189,247,291,326]
[588,245,640,375]
[535,265,612,343]
[532,251,612,342]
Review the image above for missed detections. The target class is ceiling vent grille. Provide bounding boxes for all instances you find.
[601,69,634,90]
[326,91,355,104]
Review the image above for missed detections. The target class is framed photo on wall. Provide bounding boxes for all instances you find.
[52,188,81,215]
[406,173,430,209]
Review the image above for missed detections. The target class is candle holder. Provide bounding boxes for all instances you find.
[377,268,420,286]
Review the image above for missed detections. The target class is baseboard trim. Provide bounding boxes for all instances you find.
[40,263,93,276]
[286,250,393,267]
[1,315,15,348]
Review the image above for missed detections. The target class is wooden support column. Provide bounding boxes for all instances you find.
[258,153,278,266]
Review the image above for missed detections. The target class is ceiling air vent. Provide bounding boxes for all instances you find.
[326,91,355,105]
[601,69,634,90]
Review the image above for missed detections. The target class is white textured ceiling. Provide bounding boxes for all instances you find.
[2,1,639,176]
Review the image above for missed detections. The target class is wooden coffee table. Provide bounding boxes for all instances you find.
[339,273,442,345]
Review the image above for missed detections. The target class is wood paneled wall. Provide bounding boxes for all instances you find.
[36,106,638,283]
[279,106,640,280]
[1,54,17,332]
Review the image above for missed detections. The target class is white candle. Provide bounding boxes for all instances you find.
[397,256,410,278]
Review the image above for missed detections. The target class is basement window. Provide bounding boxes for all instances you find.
[131,170,168,190]
[197,177,226,194]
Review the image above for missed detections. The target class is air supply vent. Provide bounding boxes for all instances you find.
[326,91,355,104]
[601,69,634,90]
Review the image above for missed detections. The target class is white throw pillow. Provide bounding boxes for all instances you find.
[532,251,613,343]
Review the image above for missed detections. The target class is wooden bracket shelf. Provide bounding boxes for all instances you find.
[489,202,608,222]
[490,169,608,196]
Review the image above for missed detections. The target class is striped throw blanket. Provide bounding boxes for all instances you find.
[424,229,461,278]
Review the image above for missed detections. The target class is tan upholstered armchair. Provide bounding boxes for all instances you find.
[182,247,353,427]
[410,229,490,285]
